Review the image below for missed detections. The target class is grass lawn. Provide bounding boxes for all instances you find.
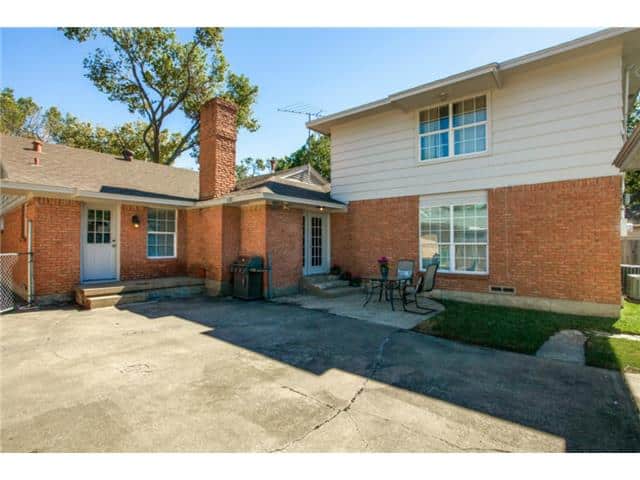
[585,336,640,373]
[611,301,640,335]
[413,300,640,371]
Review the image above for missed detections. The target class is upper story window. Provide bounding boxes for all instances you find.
[419,94,488,161]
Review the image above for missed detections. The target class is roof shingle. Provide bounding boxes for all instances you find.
[1,135,199,201]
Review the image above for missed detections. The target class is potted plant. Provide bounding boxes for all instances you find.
[340,271,352,281]
[378,256,390,280]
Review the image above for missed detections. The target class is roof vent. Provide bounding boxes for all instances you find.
[122,149,134,161]
[32,140,43,153]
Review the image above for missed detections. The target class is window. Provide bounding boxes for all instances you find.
[419,195,488,274]
[419,94,488,161]
[87,209,111,244]
[147,208,176,258]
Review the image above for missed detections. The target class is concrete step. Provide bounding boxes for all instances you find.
[301,273,362,297]
[303,274,340,283]
[312,279,351,290]
[76,276,203,298]
[314,286,362,298]
[82,285,205,309]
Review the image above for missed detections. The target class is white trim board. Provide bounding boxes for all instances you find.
[419,190,488,208]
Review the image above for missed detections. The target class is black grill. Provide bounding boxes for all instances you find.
[231,256,264,300]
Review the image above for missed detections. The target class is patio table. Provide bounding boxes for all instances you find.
[362,275,412,311]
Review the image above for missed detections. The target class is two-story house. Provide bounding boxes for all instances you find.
[1,28,638,316]
[308,28,640,317]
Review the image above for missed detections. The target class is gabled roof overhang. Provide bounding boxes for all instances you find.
[0,180,347,212]
[194,190,346,211]
[614,126,640,172]
[0,181,196,208]
[308,28,639,135]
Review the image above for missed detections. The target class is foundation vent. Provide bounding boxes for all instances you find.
[489,285,516,295]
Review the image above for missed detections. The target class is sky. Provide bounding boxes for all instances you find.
[1,27,599,171]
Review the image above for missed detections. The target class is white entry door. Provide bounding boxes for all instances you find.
[82,205,118,282]
[303,213,329,276]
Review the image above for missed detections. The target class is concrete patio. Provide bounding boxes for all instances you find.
[2,296,639,452]
[273,291,443,329]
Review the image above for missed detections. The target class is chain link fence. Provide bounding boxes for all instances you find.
[0,253,20,313]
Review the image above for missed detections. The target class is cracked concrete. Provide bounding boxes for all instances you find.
[2,297,639,452]
[271,329,400,452]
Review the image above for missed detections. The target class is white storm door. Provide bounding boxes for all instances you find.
[304,213,329,275]
[82,205,117,281]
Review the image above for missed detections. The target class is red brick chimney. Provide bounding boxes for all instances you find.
[199,98,238,200]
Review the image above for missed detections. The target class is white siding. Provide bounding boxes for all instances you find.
[330,46,625,203]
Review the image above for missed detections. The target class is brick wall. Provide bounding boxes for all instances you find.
[1,199,194,301]
[240,204,267,257]
[184,205,239,287]
[267,206,303,293]
[119,205,187,280]
[330,211,351,273]
[32,198,81,297]
[199,98,238,200]
[331,196,419,279]
[332,176,621,306]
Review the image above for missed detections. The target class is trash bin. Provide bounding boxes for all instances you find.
[231,256,264,300]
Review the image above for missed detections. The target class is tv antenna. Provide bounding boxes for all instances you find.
[277,103,323,139]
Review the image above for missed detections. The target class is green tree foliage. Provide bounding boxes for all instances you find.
[44,107,184,160]
[236,157,269,180]
[625,95,640,213]
[237,134,331,181]
[1,88,180,161]
[60,28,259,165]
[275,134,331,180]
[0,88,46,138]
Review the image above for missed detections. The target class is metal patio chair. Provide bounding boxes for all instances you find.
[396,259,415,282]
[400,261,439,313]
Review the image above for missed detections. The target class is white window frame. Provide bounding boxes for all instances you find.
[419,192,489,275]
[417,92,491,164]
[147,208,178,260]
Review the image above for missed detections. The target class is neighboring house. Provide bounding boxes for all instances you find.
[0,98,344,304]
[615,125,640,268]
[308,28,640,317]
[614,123,640,172]
[1,29,639,317]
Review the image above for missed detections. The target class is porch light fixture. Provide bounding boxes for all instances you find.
[131,215,141,228]
[319,206,324,212]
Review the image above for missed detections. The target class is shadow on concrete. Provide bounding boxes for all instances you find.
[122,296,640,452]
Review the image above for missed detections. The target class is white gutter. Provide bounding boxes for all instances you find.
[262,193,347,211]
[0,181,196,207]
[1,181,347,211]
[387,63,500,103]
[0,194,28,216]
[193,191,346,211]
[497,28,632,71]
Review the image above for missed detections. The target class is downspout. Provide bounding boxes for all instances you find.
[27,219,34,306]
[624,67,630,138]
